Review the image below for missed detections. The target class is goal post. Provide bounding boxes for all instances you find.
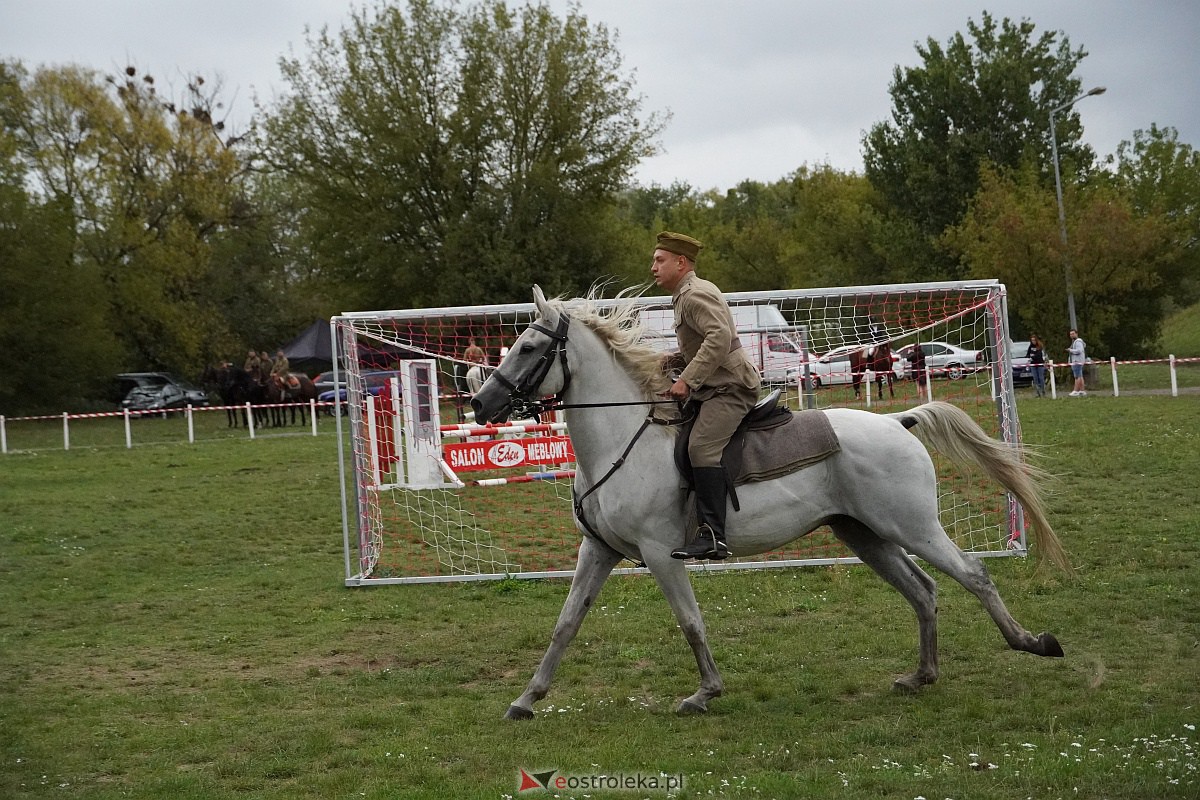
[334,279,1026,586]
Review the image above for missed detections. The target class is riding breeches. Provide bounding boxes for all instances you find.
[687,384,759,467]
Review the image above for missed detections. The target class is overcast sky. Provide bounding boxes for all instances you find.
[3,1,1197,192]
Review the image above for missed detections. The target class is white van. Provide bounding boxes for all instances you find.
[638,303,811,384]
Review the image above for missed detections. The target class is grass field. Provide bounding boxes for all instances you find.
[2,395,1198,799]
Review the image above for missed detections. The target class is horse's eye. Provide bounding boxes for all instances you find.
[519,343,536,354]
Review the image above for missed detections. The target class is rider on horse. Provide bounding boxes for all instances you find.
[650,231,762,561]
[270,349,296,394]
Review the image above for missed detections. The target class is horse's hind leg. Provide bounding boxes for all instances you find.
[894,524,1064,659]
[831,518,940,691]
[505,536,623,720]
[641,551,724,714]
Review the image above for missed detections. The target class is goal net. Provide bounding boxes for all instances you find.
[335,280,1024,586]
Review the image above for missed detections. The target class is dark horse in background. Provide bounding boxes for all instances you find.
[850,341,896,400]
[203,364,267,427]
[266,373,318,427]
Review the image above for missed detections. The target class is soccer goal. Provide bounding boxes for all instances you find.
[334,279,1024,586]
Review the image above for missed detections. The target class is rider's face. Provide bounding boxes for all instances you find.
[651,249,688,291]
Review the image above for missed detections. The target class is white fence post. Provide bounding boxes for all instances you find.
[187,405,195,443]
[1110,357,1119,397]
[246,402,256,440]
[1048,359,1057,398]
[1170,354,1178,397]
[62,412,70,451]
[310,399,318,436]
[1,415,6,454]
[124,409,132,448]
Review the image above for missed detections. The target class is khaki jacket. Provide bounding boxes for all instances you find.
[672,273,760,399]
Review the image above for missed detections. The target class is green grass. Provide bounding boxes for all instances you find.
[2,397,1199,799]
[1162,301,1200,357]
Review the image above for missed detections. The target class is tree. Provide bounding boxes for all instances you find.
[1112,124,1200,308]
[863,12,1092,276]
[617,167,902,296]
[947,165,1172,356]
[259,0,663,310]
[0,62,123,412]
[10,62,251,377]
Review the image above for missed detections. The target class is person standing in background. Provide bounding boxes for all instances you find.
[1066,330,1086,396]
[1027,335,1046,397]
[910,342,927,400]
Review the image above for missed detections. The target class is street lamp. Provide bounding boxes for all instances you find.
[1050,85,1106,332]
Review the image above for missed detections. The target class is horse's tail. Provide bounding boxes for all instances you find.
[892,401,1071,573]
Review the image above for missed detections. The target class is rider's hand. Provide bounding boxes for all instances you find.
[665,377,690,401]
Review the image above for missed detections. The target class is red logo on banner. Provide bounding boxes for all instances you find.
[444,435,574,472]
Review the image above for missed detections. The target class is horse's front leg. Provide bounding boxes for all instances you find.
[641,550,724,714]
[505,535,623,720]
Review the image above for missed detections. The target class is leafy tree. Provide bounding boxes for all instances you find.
[10,62,250,378]
[0,62,123,412]
[1112,124,1200,308]
[947,165,1172,356]
[259,0,662,310]
[621,167,900,296]
[863,12,1092,275]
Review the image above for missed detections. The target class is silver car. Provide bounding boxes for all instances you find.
[894,342,985,381]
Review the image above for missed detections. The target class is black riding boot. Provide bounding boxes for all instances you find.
[671,467,731,560]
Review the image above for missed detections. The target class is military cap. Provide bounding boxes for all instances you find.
[655,231,703,261]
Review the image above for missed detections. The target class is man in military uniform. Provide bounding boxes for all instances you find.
[651,231,761,560]
[244,349,261,383]
[270,349,290,387]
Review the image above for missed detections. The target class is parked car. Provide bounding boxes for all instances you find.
[802,344,900,388]
[1009,340,1033,386]
[318,370,401,412]
[117,372,210,412]
[312,370,343,394]
[894,342,985,381]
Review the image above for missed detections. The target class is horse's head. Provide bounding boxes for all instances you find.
[471,285,571,424]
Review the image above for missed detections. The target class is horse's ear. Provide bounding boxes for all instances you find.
[532,285,550,316]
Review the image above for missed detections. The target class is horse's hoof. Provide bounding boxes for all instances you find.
[1037,632,1065,658]
[504,704,535,721]
[892,672,933,693]
[676,698,708,715]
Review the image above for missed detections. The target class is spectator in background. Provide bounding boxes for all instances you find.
[1027,335,1047,397]
[1066,329,1087,396]
[910,342,927,400]
[464,337,486,367]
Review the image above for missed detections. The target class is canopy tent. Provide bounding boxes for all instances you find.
[280,320,333,371]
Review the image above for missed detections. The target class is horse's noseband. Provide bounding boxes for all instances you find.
[490,312,572,417]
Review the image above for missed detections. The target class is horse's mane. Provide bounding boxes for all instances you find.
[544,286,673,400]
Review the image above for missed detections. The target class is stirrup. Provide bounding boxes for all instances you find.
[670,534,730,561]
[706,540,731,560]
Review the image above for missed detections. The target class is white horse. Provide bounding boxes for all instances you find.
[471,287,1070,720]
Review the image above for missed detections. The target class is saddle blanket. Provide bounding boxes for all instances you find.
[733,409,840,485]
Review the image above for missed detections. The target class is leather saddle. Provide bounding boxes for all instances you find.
[673,389,792,510]
[275,374,301,393]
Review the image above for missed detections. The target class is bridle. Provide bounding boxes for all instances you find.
[488,311,681,418]
[485,309,691,544]
[489,312,573,419]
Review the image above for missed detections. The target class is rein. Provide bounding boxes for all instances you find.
[493,308,691,540]
[572,411,692,540]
